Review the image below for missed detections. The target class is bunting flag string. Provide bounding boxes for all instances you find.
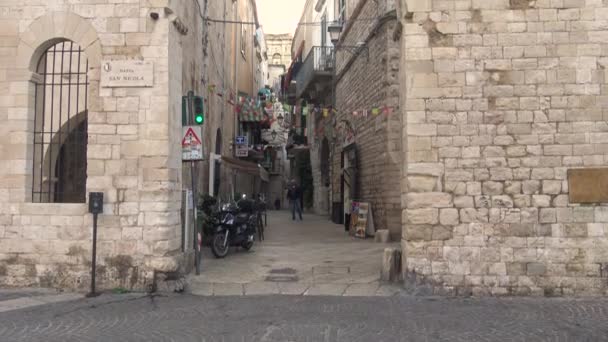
[205,83,396,121]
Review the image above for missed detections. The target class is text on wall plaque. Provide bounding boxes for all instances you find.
[101,60,154,88]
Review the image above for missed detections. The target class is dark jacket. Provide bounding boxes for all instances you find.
[287,185,301,201]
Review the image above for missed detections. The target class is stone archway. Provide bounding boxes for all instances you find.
[17,12,102,72]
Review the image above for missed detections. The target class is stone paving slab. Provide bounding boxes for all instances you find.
[243,281,280,295]
[304,283,349,296]
[343,283,381,296]
[189,211,399,298]
[277,282,310,295]
[189,283,213,296]
[212,283,244,296]
[376,284,403,297]
[189,280,404,297]
[0,290,82,313]
[0,288,59,301]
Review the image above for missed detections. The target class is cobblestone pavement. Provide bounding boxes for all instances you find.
[1,293,607,341]
[189,211,401,297]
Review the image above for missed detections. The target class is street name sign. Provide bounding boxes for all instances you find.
[101,60,154,88]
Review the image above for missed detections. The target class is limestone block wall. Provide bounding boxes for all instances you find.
[332,0,403,238]
[402,0,608,296]
[309,114,331,216]
[200,0,238,197]
[0,1,192,290]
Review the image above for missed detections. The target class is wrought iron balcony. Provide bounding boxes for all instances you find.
[294,46,334,99]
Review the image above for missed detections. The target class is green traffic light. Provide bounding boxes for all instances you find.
[195,115,204,124]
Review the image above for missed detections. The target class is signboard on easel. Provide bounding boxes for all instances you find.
[350,201,374,239]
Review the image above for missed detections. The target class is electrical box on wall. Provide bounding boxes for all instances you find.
[88,192,104,214]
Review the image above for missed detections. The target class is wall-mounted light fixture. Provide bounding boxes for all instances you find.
[164,7,188,35]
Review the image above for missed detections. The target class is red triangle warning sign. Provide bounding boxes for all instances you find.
[182,127,202,146]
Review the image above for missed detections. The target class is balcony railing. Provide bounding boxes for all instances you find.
[295,46,334,98]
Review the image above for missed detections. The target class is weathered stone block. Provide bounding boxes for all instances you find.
[432,226,453,240]
[440,209,459,225]
[405,225,432,241]
[406,192,453,208]
[482,182,504,196]
[407,208,438,224]
[381,248,402,282]
[375,230,391,243]
[407,175,438,192]
[539,208,557,223]
[527,262,547,276]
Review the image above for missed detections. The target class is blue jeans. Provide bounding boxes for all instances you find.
[291,199,303,220]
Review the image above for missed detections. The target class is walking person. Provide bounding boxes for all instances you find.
[287,180,303,221]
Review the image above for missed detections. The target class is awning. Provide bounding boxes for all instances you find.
[220,156,269,182]
[237,99,274,123]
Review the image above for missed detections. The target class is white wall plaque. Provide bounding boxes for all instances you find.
[101,60,154,88]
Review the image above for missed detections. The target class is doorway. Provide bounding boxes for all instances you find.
[342,144,357,232]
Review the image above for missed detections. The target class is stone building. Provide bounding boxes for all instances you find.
[266,34,293,68]
[0,0,266,290]
[330,0,403,238]
[288,0,333,216]
[289,0,608,296]
[290,0,402,235]
[202,0,269,199]
[400,0,608,296]
[266,34,292,98]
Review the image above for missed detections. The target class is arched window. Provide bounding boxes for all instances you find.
[272,53,281,65]
[32,40,88,203]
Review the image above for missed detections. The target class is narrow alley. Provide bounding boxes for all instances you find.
[3,0,608,340]
[189,211,402,296]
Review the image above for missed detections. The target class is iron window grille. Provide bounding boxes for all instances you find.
[32,40,88,203]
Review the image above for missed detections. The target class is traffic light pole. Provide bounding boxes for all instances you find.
[187,91,201,275]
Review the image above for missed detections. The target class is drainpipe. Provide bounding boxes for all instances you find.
[233,6,240,157]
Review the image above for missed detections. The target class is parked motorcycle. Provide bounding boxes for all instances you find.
[210,198,258,258]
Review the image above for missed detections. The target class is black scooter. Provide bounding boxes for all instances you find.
[210,198,257,258]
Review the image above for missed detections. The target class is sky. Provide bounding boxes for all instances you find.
[256,0,307,35]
